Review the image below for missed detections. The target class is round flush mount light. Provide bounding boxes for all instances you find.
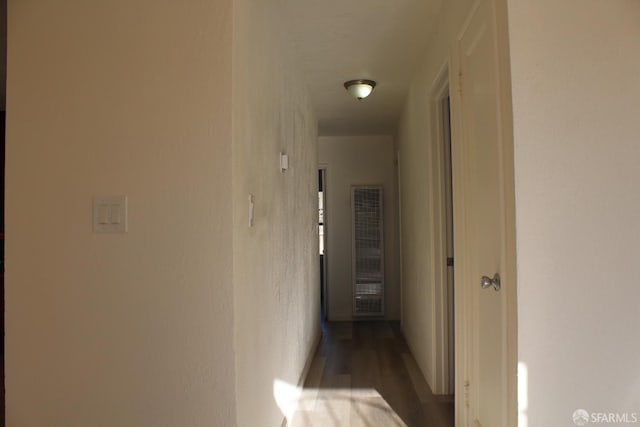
[344,79,376,100]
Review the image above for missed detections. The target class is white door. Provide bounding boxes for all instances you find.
[451,0,517,426]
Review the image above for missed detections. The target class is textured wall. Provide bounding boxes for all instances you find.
[232,0,320,425]
[508,1,640,425]
[5,1,236,426]
[318,135,400,321]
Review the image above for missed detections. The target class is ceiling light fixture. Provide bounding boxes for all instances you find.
[344,79,376,100]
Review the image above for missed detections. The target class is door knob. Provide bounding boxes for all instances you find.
[480,273,501,291]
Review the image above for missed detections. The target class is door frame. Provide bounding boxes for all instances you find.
[449,0,518,425]
[430,62,455,396]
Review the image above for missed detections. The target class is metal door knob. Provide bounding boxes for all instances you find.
[481,273,501,291]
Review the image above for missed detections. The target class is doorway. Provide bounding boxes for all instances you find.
[318,168,327,320]
[441,93,455,395]
[433,68,455,399]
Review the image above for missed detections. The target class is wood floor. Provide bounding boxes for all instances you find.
[285,321,454,427]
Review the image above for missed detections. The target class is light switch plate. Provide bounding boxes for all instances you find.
[93,196,128,233]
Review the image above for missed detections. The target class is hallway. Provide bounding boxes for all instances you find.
[285,321,454,427]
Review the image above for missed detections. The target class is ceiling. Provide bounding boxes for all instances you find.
[0,1,441,124]
[283,0,443,136]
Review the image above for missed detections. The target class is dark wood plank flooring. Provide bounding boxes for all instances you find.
[286,321,454,427]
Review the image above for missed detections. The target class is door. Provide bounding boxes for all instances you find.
[451,0,517,426]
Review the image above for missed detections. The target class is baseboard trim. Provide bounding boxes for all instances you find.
[327,316,401,322]
[280,326,322,427]
[298,327,322,389]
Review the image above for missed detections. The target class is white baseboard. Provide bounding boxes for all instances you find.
[280,326,322,427]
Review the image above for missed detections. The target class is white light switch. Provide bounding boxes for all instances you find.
[280,152,289,172]
[98,204,110,224]
[248,194,254,228]
[93,196,128,233]
[110,204,121,224]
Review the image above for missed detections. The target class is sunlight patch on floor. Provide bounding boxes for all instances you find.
[518,362,528,427]
[274,379,407,427]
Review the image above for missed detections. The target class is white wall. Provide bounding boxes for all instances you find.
[232,0,320,425]
[396,0,473,394]
[6,1,321,426]
[508,1,640,425]
[318,135,400,321]
[6,1,236,426]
